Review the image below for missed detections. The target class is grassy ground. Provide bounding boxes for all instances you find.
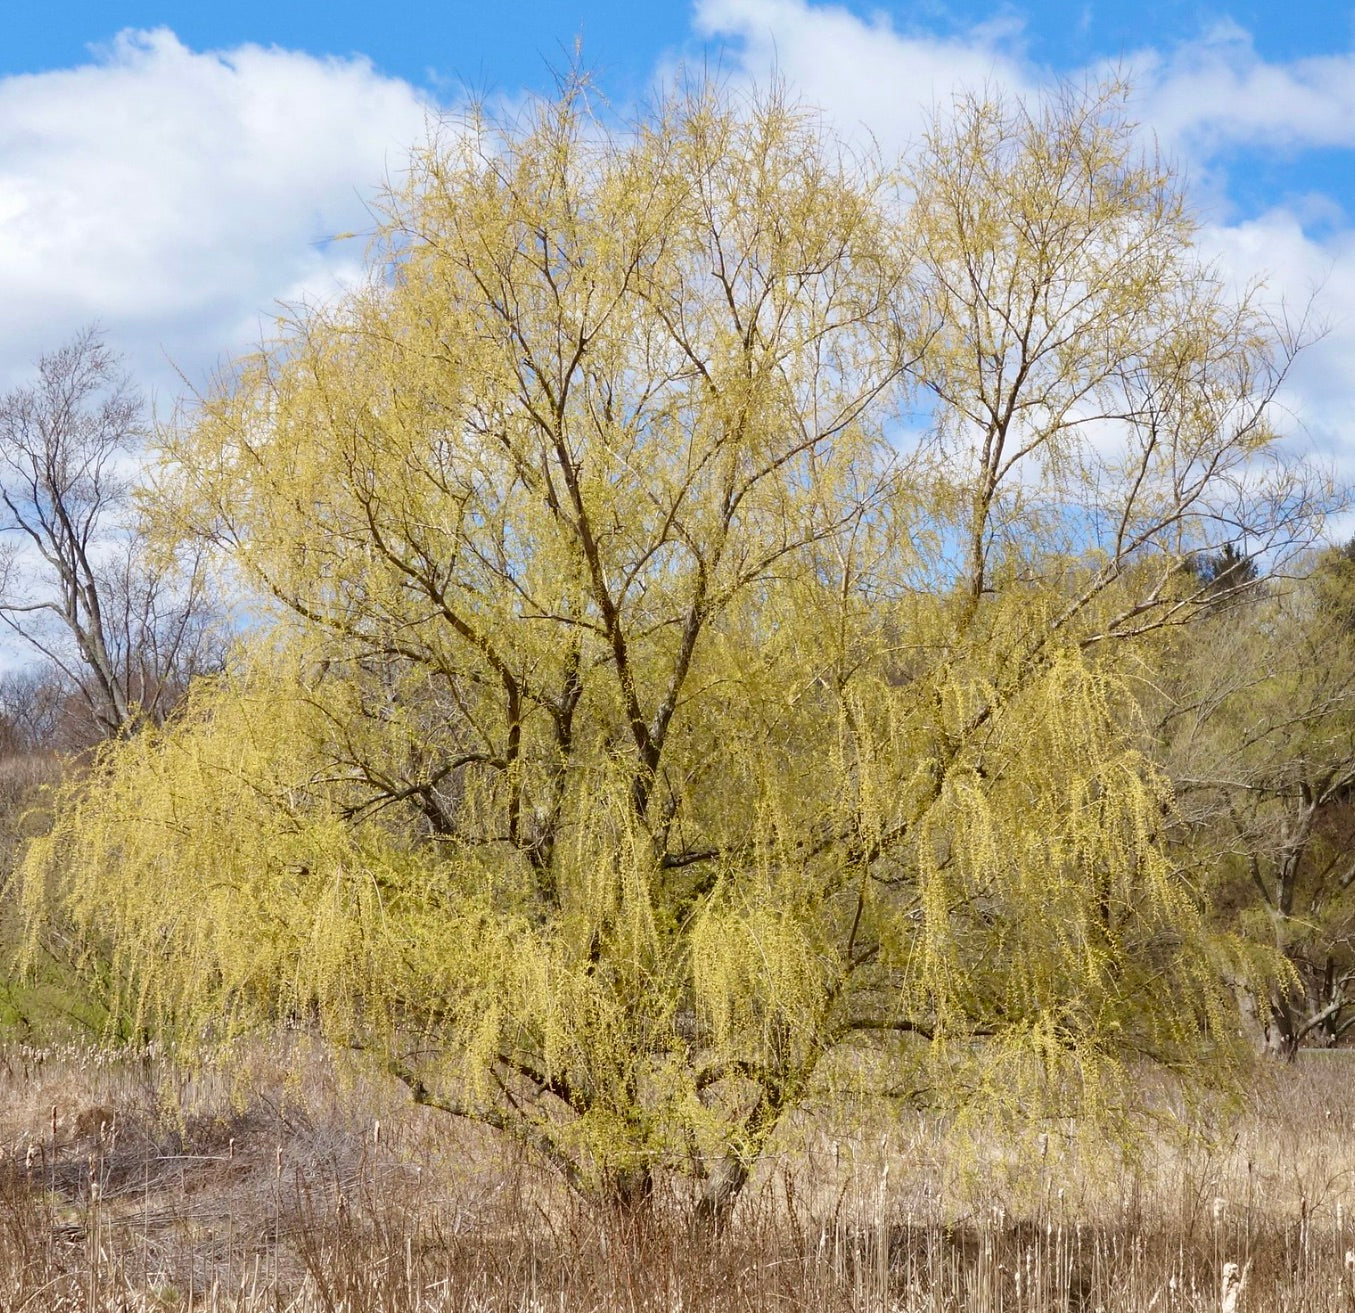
[1,1037,1353,1311]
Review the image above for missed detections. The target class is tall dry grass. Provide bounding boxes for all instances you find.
[1,1037,1353,1310]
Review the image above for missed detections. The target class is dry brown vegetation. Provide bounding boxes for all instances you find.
[1,1038,1353,1311]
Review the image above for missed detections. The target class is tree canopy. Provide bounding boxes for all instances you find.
[18,81,1319,1220]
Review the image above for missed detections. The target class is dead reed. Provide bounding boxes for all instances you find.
[1,1037,1353,1311]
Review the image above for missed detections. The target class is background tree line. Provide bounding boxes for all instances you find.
[1147,541,1355,1058]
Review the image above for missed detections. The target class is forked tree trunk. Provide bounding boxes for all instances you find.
[1263,996,1301,1062]
[1235,983,1299,1061]
[692,1155,750,1237]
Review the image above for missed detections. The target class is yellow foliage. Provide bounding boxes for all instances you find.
[20,80,1303,1212]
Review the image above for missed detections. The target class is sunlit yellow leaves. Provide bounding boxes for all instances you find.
[20,79,1309,1211]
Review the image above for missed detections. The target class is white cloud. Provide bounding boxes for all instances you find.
[0,28,432,403]
[692,0,1034,150]
[1134,21,1355,157]
[1197,209,1355,464]
[693,1,1355,170]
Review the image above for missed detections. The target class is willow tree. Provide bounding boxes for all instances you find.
[21,82,1309,1221]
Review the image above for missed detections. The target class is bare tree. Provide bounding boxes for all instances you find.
[0,668,67,754]
[0,328,222,741]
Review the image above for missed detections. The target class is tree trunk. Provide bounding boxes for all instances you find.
[1263,998,1300,1061]
[1235,981,1300,1061]
[691,1155,750,1237]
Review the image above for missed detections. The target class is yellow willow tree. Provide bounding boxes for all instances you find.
[20,82,1316,1222]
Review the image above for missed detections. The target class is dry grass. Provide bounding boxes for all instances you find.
[1,1038,1354,1310]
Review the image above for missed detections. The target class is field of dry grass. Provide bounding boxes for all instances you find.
[1,1036,1354,1311]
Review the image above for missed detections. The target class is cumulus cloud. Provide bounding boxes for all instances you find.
[0,28,432,401]
[1135,21,1355,157]
[1197,209,1355,457]
[692,0,1034,149]
[696,2,1355,164]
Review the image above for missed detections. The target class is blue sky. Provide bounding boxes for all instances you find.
[4,2,1352,90]
[2,1,1355,482]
